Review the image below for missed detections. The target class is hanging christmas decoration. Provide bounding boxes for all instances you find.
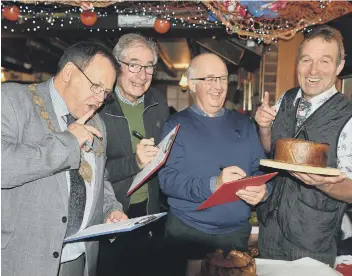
[227,4,235,13]
[80,10,97,26]
[207,12,219,23]
[203,1,352,43]
[4,0,352,44]
[3,5,20,21]
[154,19,171,34]
[20,1,115,8]
[241,1,282,19]
[79,1,94,11]
[234,4,247,18]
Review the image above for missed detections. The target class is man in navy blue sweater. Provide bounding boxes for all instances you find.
[158,53,270,274]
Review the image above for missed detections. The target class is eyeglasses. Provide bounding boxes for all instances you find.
[190,75,229,86]
[118,60,156,75]
[72,63,113,100]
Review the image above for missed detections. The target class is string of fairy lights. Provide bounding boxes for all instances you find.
[1,1,224,34]
[1,1,351,44]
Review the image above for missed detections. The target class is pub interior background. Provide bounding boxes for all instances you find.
[2,1,351,116]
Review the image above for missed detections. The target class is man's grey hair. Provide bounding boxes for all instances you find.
[113,33,158,65]
[185,65,196,94]
[185,64,196,80]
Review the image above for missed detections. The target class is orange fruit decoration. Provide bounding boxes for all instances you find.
[154,19,171,34]
[3,5,20,21]
[80,10,97,27]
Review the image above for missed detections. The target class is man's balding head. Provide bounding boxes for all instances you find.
[186,53,228,117]
[186,53,227,80]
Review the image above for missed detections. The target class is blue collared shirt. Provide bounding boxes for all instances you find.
[190,104,225,117]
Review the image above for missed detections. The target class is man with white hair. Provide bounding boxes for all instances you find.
[98,33,169,275]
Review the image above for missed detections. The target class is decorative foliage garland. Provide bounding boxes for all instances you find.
[21,0,116,8]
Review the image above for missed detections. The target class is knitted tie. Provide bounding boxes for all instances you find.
[65,114,86,237]
[296,97,312,131]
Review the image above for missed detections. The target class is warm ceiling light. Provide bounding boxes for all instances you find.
[23,63,32,69]
[1,68,6,83]
[179,74,188,89]
[173,63,190,70]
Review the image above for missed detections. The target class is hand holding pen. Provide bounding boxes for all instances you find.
[132,130,159,149]
[216,166,247,191]
[132,130,159,169]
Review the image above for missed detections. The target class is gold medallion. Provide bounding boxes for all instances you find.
[28,83,103,184]
[79,160,93,184]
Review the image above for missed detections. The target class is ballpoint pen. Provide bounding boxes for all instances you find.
[67,116,95,151]
[85,142,94,151]
[131,130,146,140]
[131,130,159,149]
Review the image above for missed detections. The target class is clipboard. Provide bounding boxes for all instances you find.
[64,212,167,243]
[127,124,180,196]
[198,172,278,210]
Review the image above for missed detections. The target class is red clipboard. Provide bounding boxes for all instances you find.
[198,172,278,210]
[127,124,180,196]
[336,264,352,276]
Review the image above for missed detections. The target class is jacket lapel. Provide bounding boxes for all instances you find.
[33,80,62,133]
[87,115,105,223]
[143,90,158,138]
[35,80,69,213]
[103,88,159,151]
[103,93,132,152]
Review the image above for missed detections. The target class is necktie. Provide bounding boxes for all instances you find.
[296,97,312,131]
[65,114,86,237]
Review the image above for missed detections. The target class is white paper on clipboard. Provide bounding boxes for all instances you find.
[64,212,167,243]
[127,124,180,196]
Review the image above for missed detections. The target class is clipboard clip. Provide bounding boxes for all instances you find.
[134,215,157,225]
[164,134,176,153]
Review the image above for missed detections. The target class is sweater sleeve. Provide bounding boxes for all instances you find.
[249,120,273,197]
[158,120,212,203]
[250,121,266,176]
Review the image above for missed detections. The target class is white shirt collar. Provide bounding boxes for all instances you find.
[294,86,338,109]
[115,86,144,106]
[49,77,69,120]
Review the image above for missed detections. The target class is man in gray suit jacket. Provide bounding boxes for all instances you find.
[1,41,127,276]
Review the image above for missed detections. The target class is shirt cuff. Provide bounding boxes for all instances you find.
[210,176,218,194]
